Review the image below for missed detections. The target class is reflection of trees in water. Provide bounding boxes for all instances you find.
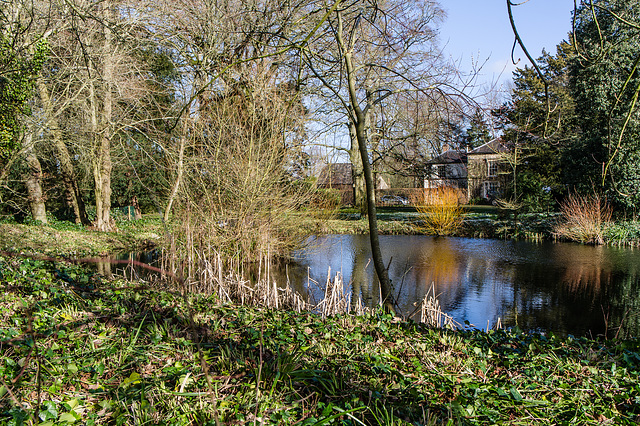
[96,259,112,279]
[350,242,374,308]
[414,239,461,289]
[560,246,610,295]
[604,272,640,339]
[409,241,513,324]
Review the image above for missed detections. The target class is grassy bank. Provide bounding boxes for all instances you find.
[1,256,639,425]
[0,217,165,257]
[1,209,639,260]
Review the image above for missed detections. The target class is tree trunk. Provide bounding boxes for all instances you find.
[342,47,395,312]
[36,78,90,225]
[348,123,367,214]
[91,2,115,232]
[132,196,142,220]
[23,132,47,223]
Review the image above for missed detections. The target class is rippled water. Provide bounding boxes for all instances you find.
[282,235,640,338]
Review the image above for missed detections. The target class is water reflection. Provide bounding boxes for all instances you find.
[89,237,640,338]
[290,236,640,338]
[90,250,161,281]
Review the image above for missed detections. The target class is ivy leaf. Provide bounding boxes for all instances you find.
[59,411,80,423]
[39,401,58,421]
[510,387,523,401]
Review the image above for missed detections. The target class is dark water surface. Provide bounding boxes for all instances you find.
[281,235,640,338]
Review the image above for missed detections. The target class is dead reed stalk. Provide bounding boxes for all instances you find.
[316,269,350,318]
[419,283,457,329]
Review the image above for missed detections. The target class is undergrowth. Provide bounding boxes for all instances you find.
[1,256,639,425]
[553,193,612,245]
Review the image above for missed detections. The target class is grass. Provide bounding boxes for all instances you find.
[0,206,637,264]
[2,256,640,425]
[0,216,165,257]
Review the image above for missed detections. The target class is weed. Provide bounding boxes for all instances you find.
[1,256,640,424]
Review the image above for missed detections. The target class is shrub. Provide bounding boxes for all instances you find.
[412,187,464,236]
[553,192,612,244]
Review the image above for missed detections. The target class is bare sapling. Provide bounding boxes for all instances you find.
[162,67,320,304]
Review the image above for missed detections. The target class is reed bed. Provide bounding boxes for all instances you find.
[160,231,458,326]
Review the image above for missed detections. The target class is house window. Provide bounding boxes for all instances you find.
[487,160,498,177]
[483,181,500,199]
[436,165,446,179]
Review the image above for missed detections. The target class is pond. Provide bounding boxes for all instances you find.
[280,235,640,338]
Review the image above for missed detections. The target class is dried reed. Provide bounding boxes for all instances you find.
[419,283,457,329]
[315,268,371,318]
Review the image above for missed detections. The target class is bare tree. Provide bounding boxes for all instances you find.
[33,0,168,230]
[301,0,468,311]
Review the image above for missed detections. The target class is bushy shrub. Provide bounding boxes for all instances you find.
[553,193,611,244]
[412,187,464,236]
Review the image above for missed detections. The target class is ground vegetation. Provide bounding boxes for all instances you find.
[1,256,639,425]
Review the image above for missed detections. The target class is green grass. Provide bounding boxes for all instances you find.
[0,216,165,257]
[1,256,639,425]
[1,210,638,262]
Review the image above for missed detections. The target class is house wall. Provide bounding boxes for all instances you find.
[423,163,467,190]
[467,153,508,200]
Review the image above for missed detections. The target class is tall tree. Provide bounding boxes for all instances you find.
[302,0,466,311]
[0,1,48,221]
[494,42,576,211]
[33,0,165,230]
[569,0,640,212]
[465,108,492,150]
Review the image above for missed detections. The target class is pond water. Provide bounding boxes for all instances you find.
[280,235,640,338]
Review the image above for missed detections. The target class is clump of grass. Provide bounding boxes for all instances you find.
[553,192,612,244]
[604,220,640,247]
[412,187,464,236]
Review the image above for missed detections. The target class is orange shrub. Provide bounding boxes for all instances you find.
[412,187,464,236]
[553,192,612,244]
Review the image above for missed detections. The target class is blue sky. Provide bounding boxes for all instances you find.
[439,0,575,89]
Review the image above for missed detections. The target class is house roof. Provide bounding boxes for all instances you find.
[427,150,467,165]
[317,163,353,186]
[469,138,510,155]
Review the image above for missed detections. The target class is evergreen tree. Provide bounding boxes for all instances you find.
[569,0,640,212]
[494,42,576,211]
[465,108,491,150]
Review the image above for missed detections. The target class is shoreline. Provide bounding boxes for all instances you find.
[1,256,639,424]
[1,210,638,258]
